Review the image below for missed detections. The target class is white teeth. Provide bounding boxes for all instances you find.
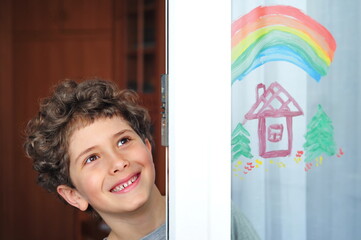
[111,174,138,192]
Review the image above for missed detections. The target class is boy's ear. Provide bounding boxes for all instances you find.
[57,185,89,211]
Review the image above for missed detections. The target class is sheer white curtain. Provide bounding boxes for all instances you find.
[231,1,361,239]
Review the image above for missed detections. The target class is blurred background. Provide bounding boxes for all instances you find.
[0,0,166,239]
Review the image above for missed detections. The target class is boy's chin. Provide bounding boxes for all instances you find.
[125,192,152,210]
[111,193,153,214]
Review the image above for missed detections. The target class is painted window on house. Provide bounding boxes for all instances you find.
[268,124,283,142]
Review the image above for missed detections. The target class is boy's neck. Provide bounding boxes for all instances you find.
[103,185,166,240]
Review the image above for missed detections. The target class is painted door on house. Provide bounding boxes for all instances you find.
[231,1,361,239]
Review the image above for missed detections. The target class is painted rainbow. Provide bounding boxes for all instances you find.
[231,5,336,83]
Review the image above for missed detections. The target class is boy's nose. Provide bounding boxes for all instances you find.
[109,154,129,174]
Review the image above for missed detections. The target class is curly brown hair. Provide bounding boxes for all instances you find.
[24,79,152,198]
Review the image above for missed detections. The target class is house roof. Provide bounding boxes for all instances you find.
[244,82,303,120]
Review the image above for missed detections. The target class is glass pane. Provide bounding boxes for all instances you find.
[231,1,361,240]
[127,0,138,14]
[127,54,137,90]
[127,11,138,51]
[144,9,155,47]
[143,53,155,93]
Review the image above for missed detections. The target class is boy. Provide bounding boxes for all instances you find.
[24,79,166,240]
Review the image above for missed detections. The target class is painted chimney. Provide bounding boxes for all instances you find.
[256,83,266,102]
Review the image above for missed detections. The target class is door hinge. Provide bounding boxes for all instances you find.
[161,74,168,147]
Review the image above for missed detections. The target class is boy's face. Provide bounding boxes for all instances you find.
[60,116,156,218]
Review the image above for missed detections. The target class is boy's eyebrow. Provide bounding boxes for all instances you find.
[75,146,97,164]
[74,129,134,164]
[113,129,134,138]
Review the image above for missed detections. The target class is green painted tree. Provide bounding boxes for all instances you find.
[303,104,336,162]
[232,123,253,161]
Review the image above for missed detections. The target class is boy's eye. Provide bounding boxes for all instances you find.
[85,155,99,164]
[117,137,130,147]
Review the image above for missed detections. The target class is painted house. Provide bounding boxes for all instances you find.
[244,82,303,158]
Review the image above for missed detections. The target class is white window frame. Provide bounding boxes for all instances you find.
[168,1,231,239]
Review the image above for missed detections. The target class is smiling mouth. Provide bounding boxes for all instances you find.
[110,174,139,193]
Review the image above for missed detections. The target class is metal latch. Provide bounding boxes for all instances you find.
[161,74,168,146]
